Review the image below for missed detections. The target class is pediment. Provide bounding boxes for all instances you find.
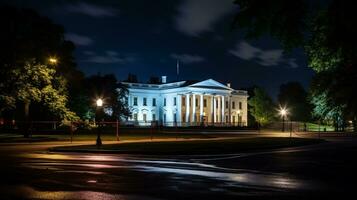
[188,79,232,90]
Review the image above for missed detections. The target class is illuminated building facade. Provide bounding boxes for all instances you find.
[121,76,248,126]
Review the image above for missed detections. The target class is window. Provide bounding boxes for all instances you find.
[174,97,177,106]
[133,97,138,106]
[195,99,198,107]
[189,98,191,106]
[226,115,229,122]
[164,98,166,106]
[133,113,138,121]
[204,99,207,107]
[225,101,228,109]
[216,101,218,108]
[232,116,236,123]
[239,101,242,110]
[232,101,235,109]
[163,114,166,123]
[143,97,147,106]
[174,113,177,122]
[143,114,147,122]
[152,113,156,121]
[152,98,156,106]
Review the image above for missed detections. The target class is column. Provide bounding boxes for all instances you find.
[177,95,182,125]
[185,94,190,124]
[192,94,196,123]
[221,96,225,123]
[211,95,214,123]
[213,96,216,123]
[200,94,204,122]
[228,95,231,124]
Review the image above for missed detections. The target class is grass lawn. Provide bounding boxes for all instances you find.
[52,137,324,155]
[301,123,335,131]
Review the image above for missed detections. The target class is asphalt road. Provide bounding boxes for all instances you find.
[0,136,356,199]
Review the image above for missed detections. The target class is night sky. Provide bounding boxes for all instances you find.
[4,0,314,98]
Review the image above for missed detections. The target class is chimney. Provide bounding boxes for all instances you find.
[161,76,167,83]
[227,83,231,88]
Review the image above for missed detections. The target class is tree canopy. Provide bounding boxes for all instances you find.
[278,82,312,122]
[233,0,357,129]
[71,74,131,121]
[248,87,276,126]
[0,5,83,123]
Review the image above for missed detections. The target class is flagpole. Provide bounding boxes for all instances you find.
[176,60,179,81]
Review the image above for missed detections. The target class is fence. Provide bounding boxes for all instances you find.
[0,119,255,138]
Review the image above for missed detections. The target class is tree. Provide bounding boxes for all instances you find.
[148,76,160,84]
[233,0,357,130]
[124,73,138,83]
[278,82,312,122]
[2,60,78,137]
[77,74,130,121]
[248,87,276,126]
[0,5,84,136]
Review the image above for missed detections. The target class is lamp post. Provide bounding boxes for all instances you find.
[279,108,287,132]
[96,98,103,148]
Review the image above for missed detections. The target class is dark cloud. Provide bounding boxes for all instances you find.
[229,41,298,68]
[64,2,118,17]
[171,53,205,64]
[65,33,93,46]
[83,51,136,64]
[175,0,235,36]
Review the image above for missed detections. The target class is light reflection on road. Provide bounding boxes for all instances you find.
[19,152,314,192]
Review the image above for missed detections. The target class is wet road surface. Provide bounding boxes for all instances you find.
[1,138,357,199]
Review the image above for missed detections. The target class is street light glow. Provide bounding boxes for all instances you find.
[280,108,287,116]
[49,57,58,64]
[96,98,103,107]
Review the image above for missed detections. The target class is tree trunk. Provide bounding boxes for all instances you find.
[23,100,30,138]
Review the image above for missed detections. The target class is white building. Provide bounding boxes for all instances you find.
[121,76,248,126]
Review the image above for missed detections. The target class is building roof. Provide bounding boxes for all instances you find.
[121,79,248,95]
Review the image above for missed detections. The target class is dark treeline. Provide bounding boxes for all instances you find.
[234,0,357,131]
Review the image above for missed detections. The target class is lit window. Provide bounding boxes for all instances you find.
[133,97,138,106]
[143,97,147,106]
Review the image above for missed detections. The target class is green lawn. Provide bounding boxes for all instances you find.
[52,137,324,155]
[300,123,335,131]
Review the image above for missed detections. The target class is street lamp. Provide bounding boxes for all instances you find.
[96,98,103,148]
[279,107,288,132]
[48,57,58,64]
